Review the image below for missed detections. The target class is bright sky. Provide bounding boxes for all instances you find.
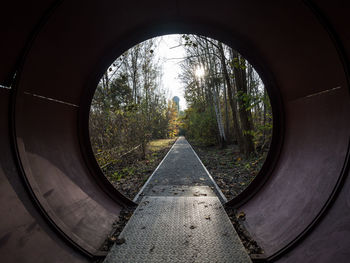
[155,34,187,110]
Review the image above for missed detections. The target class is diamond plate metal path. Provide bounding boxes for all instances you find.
[134,136,227,203]
[104,137,251,263]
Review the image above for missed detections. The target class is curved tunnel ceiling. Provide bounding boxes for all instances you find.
[0,1,349,262]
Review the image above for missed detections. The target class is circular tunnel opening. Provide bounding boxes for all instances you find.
[87,33,277,204]
[5,2,349,262]
[75,18,350,260]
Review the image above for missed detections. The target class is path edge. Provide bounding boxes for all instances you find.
[133,137,179,202]
[187,140,228,203]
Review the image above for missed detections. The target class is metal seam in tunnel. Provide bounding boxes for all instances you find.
[6,1,103,257]
[264,1,350,261]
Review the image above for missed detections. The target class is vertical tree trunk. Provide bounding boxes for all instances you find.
[217,42,244,151]
[104,72,109,90]
[223,81,230,142]
[231,50,255,156]
[213,87,226,147]
[263,88,267,145]
[204,38,226,147]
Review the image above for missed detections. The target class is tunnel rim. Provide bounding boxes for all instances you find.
[6,1,350,262]
[78,20,285,208]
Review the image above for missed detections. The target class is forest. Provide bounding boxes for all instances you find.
[89,34,272,199]
[179,35,272,156]
[89,38,178,162]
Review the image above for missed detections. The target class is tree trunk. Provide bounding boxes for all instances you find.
[231,50,255,156]
[223,81,230,142]
[218,42,244,151]
[204,38,226,147]
[213,87,226,147]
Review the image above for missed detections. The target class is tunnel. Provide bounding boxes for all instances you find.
[1,1,349,262]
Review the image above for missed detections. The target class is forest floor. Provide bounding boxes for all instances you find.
[102,137,267,201]
[189,141,268,201]
[103,138,177,200]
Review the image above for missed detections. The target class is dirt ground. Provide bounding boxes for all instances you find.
[103,138,177,200]
[190,142,268,201]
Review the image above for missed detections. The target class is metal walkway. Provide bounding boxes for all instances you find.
[104,137,251,263]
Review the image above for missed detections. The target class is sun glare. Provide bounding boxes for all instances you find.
[195,65,205,79]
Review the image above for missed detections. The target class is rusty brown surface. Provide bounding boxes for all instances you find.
[15,94,122,255]
[0,89,90,262]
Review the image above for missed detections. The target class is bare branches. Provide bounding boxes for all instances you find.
[180,34,272,155]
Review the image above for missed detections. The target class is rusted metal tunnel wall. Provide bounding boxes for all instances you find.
[0,1,349,262]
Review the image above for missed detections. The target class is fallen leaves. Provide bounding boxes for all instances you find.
[115,237,126,245]
[103,140,176,200]
[190,143,268,201]
[225,207,264,255]
[108,236,116,242]
[193,191,208,197]
[99,207,134,251]
[141,201,150,206]
[237,211,246,220]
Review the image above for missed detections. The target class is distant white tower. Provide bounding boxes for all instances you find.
[172,96,180,113]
